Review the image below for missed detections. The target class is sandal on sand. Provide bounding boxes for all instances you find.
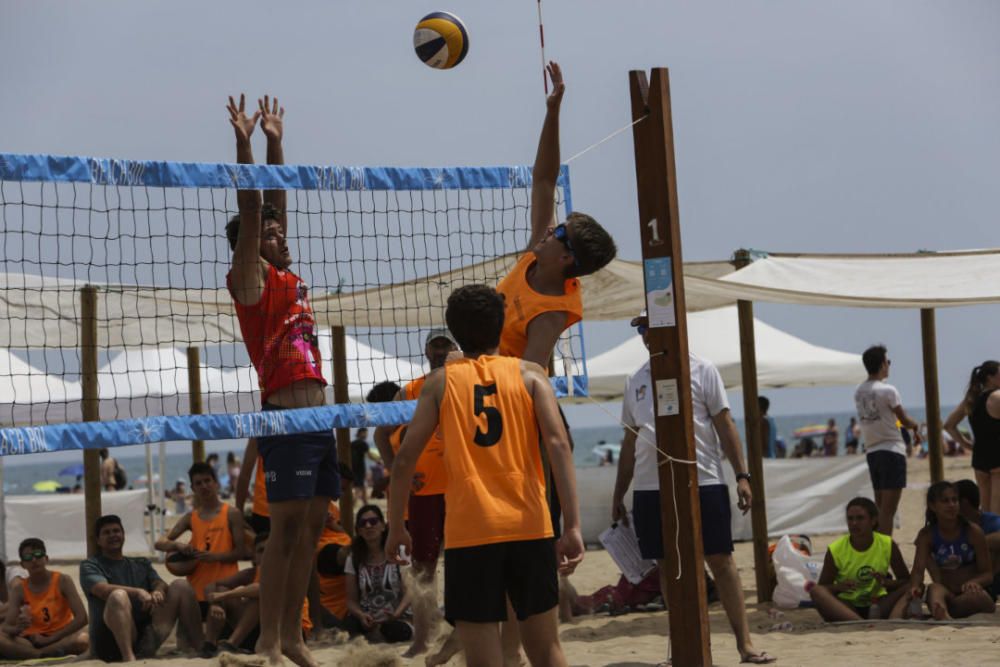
[741,651,777,664]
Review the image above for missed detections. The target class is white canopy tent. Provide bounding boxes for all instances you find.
[585,306,863,399]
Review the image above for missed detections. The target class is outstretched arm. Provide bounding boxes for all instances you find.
[259,95,288,238]
[227,93,265,306]
[527,61,565,251]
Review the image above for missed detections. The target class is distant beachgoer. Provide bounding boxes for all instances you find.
[845,417,860,454]
[891,481,995,620]
[854,345,921,536]
[99,448,126,492]
[205,453,221,481]
[759,396,777,459]
[0,538,89,659]
[170,480,189,515]
[944,361,1000,513]
[823,419,839,457]
[351,428,372,503]
[809,498,909,621]
[226,452,241,497]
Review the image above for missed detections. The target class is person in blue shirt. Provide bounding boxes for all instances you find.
[956,478,1000,595]
[759,396,778,459]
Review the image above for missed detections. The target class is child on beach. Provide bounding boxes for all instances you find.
[809,497,910,621]
[892,481,996,620]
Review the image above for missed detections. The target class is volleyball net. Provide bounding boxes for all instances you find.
[0,153,588,454]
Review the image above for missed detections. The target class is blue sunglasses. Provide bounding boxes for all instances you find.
[552,223,579,267]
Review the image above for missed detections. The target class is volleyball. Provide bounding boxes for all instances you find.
[413,11,469,70]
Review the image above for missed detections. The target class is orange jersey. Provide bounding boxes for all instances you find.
[21,572,73,637]
[403,376,447,496]
[316,502,352,618]
[252,460,269,518]
[496,252,583,358]
[440,355,552,549]
[188,504,239,601]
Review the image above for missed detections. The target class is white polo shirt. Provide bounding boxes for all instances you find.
[854,379,906,456]
[621,353,730,489]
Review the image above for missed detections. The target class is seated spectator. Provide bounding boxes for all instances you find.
[155,462,244,656]
[344,505,412,642]
[313,502,351,628]
[0,538,89,659]
[809,498,910,621]
[80,514,204,662]
[956,479,1000,592]
[204,531,312,653]
[891,481,996,620]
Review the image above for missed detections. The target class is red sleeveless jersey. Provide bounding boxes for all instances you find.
[227,264,326,402]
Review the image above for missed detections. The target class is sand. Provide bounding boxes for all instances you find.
[37,454,1000,666]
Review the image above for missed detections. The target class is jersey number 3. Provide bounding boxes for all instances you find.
[473,384,503,447]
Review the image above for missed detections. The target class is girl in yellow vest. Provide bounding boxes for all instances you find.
[809,497,910,620]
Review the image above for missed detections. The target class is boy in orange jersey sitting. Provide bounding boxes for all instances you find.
[311,502,352,627]
[388,285,583,667]
[155,462,245,656]
[205,532,313,653]
[0,538,89,659]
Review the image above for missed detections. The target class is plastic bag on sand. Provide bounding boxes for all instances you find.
[772,534,821,609]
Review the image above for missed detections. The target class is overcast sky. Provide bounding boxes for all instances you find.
[2,1,999,426]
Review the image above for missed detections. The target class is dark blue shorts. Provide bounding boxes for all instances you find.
[634,484,734,559]
[866,450,906,490]
[257,404,340,503]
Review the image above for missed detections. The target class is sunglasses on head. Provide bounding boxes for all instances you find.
[21,550,45,562]
[358,516,381,528]
[552,223,580,267]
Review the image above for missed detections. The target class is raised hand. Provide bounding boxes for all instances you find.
[546,61,565,110]
[259,95,285,142]
[227,93,260,143]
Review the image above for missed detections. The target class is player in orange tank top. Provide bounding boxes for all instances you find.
[387,284,583,667]
[314,502,352,622]
[493,63,616,369]
[0,538,88,659]
[155,462,244,656]
[373,330,457,656]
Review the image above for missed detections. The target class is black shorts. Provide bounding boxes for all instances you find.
[866,450,907,490]
[406,493,445,564]
[248,512,271,535]
[444,538,558,623]
[634,485,734,560]
[92,604,153,662]
[258,403,340,503]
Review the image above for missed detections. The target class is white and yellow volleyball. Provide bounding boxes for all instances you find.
[413,11,469,70]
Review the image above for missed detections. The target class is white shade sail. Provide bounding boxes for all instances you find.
[585,306,864,399]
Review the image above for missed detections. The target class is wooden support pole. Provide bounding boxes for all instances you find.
[732,249,772,602]
[187,347,205,463]
[80,286,102,558]
[921,309,944,484]
[630,67,711,666]
[332,326,354,535]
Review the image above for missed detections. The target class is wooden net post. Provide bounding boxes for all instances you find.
[332,326,354,535]
[81,285,102,557]
[921,309,944,483]
[187,347,205,463]
[629,67,711,666]
[733,250,772,602]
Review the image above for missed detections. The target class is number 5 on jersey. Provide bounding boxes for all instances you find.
[473,383,503,447]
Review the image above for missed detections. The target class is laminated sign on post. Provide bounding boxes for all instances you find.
[643,256,675,328]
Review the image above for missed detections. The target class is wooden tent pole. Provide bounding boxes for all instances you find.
[81,285,102,557]
[921,309,944,483]
[187,347,205,463]
[630,67,711,666]
[332,326,354,535]
[732,250,772,602]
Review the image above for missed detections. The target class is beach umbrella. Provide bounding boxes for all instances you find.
[33,480,64,492]
[58,464,85,477]
[792,424,829,439]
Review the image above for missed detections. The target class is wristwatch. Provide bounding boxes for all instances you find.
[735,472,751,483]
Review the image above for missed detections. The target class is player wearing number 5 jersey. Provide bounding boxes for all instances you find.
[387,284,583,667]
